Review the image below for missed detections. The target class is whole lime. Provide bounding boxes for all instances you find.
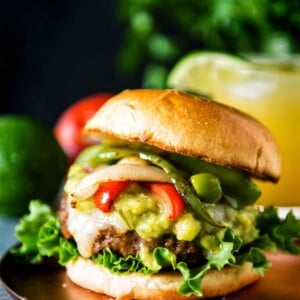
[0,115,67,217]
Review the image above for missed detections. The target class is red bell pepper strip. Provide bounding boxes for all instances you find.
[93,180,131,212]
[146,183,185,220]
[93,181,185,220]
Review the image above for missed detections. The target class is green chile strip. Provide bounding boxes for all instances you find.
[168,153,261,209]
[84,147,221,227]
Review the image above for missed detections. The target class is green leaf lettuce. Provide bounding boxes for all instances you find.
[11,201,300,297]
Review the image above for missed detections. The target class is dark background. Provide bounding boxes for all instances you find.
[1,1,299,127]
[0,1,138,126]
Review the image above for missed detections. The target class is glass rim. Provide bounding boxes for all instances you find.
[240,53,300,70]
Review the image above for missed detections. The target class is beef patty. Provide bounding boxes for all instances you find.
[59,197,205,266]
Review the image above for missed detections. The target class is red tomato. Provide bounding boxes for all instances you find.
[54,93,113,160]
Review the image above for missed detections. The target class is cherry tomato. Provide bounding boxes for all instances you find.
[54,93,113,160]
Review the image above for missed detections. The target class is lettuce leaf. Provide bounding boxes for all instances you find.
[37,216,61,257]
[256,206,300,254]
[93,248,152,274]
[177,241,236,296]
[11,200,78,265]
[58,238,78,266]
[92,245,236,297]
[91,228,269,296]
[12,200,56,263]
[11,201,299,297]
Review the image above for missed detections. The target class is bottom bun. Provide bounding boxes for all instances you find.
[66,257,261,300]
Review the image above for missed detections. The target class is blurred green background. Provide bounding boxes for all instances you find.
[1,1,299,124]
[117,0,300,88]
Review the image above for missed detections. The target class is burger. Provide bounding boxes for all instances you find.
[58,89,281,299]
[14,89,298,299]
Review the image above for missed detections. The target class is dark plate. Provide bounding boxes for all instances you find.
[1,246,300,300]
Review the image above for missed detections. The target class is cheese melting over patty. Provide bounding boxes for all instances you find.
[67,200,129,257]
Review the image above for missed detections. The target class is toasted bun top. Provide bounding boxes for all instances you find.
[85,89,281,181]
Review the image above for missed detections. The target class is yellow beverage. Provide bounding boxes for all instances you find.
[212,59,300,206]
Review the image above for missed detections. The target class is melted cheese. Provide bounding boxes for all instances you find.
[65,158,171,258]
[67,198,129,258]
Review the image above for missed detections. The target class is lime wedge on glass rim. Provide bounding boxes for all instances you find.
[167,51,253,98]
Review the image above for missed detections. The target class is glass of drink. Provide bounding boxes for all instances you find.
[212,55,300,206]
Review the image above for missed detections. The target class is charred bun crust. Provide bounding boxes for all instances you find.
[84,89,281,181]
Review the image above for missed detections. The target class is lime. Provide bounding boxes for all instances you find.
[167,51,252,97]
[0,115,67,217]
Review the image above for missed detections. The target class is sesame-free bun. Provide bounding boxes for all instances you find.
[84,89,281,181]
[66,257,261,299]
